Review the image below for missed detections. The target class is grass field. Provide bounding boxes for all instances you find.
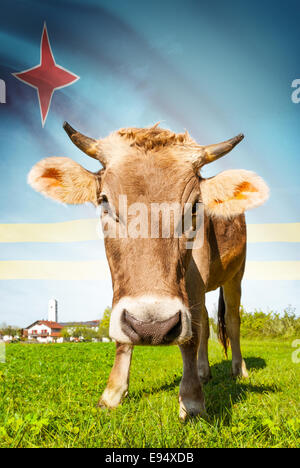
[0,339,299,448]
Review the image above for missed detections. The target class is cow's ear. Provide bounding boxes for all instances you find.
[200,169,269,218]
[28,157,102,205]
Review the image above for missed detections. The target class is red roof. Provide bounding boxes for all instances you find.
[25,320,63,330]
[39,321,63,329]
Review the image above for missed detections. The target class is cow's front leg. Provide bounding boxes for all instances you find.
[98,343,133,409]
[179,339,206,420]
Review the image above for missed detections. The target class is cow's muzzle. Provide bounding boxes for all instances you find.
[109,296,192,345]
[121,310,182,345]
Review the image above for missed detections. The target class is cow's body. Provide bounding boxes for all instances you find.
[28,123,268,419]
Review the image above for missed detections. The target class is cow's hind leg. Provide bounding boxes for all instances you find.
[98,343,133,409]
[197,305,212,384]
[222,272,248,378]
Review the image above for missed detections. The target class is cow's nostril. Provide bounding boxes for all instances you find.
[163,311,182,343]
[121,309,141,344]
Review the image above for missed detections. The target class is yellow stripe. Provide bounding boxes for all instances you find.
[247,223,300,243]
[0,220,299,243]
[0,219,100,243]
[0,260,299,280]
[0,260,109,280]
[244,261,300,280]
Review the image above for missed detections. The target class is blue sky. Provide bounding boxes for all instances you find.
[0,0,299,326]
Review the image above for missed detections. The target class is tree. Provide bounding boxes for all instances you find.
[98,307,112,339]
[0,325,21,339]
[61,328,70,341]
[71,326,98,342]
[81,327,98,342]
[72,327,85,340]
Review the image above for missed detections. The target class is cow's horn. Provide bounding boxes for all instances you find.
[63,122,106,166]
[196,133,244,168]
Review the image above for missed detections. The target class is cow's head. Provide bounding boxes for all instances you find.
[28,123,269,345]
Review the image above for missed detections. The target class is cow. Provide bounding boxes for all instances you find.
[28,122,269,419]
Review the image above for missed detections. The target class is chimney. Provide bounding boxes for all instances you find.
[48,298,58,323]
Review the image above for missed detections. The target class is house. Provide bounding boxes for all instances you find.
[23,320,63,343]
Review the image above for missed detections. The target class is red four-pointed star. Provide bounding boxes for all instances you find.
[13,23,79,126]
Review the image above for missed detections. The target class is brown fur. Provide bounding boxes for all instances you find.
[28,157,103,205]
[118,124,194,151]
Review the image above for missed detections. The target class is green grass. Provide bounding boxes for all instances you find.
[0,339,299,448]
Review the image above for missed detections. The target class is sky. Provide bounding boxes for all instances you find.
[0,0,299,327]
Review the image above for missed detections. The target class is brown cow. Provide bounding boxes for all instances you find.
[28,123,269,419]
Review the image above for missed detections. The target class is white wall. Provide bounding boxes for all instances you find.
[28,324,52,335]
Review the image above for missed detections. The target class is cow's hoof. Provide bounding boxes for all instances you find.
[179,397,206,421]
[97,399,111,409]
[231,359,249,379]
[97,388,128,409]
[97,396,119,409]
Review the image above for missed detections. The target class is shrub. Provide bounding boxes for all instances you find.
[98,307,112,339]
[240,305,300,338]
[209,305,300,339]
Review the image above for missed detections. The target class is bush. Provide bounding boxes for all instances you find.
[240,305,300,338]
[98,307,112,339]
[209,305,300,339]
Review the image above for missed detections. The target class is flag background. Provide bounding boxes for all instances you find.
[0,0,299,326]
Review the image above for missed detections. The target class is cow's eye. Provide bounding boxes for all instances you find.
[99,194,110,215]
[99,194,119,222]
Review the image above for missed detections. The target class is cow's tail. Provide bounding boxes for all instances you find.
[217,287,229,358]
